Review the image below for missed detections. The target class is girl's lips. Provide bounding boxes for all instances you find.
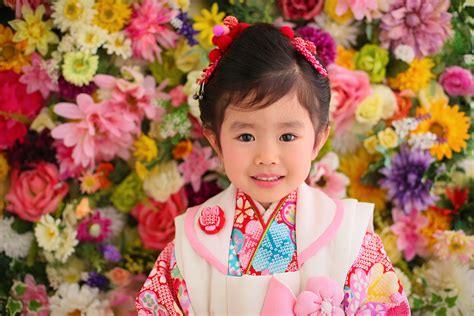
[251,175,284,188]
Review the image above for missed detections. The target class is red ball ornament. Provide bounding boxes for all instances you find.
[208,48,221,63]
[279,26,294,39]
[198,206,226,234]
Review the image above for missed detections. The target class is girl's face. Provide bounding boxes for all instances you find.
[205,91,329,208]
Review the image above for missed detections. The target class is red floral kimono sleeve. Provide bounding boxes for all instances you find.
[342,231,411,315]
[135,242,191,316]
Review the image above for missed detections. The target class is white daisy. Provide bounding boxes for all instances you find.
[52,0,96,32]
[54,225,79,263]
[0,217,33,259]
[311,13,361,48]
[76,25,107,54]
[104,31,132,59]
[35,215,61,252]
[49,283,113,316]
[143,161,184,202]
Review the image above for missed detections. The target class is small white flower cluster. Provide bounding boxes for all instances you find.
[408,132,438,150]
[394,44,415,63]
[392,117,420,139]
[0,217,33,259]
[34,214,78,263]
[159,111,192,139]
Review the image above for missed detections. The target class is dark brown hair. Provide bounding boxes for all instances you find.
[199,23,331,143]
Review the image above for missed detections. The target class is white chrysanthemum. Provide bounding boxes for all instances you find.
[49,283,113,316]
[0,217,33,259]
[97,207,126,239]
[311,14,361,48]
[408,132,437,150]
[416,260,474,315]
[76,25,107,54]
[35,215,61,252]
[144,161,184,202]
[371,84,396,119]
[394,44,415,63]
[52,0,96,32]
[54,225,79,263]
[104,32,132,59]
[332,121,372,155]
[393,267,411,297]
[184,70,202,119]
[57,34,77,53]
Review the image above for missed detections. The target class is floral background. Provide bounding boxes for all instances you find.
[0,0,473,314]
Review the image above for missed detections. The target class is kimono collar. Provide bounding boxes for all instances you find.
[184,182,344,275]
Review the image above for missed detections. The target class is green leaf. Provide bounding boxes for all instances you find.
[435,307,447,316]
[445,295,458,308]
[28,300,42,312]
[13,283,26,296]
[6,297,22,315]
[431,293,442,304]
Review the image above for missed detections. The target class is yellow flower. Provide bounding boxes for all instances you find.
[172,139,193,159]
[93,0,131,33]
[340,149,386,211]
[363,135,379,154]
[418,80,448,110]
[8,5,59,56]
[193,3,225,49]
[0,25,29,73]
[0,153,8,181]
[135,161,149,181]
[355,94,383,126]
[377,128,398,149]
[52,0,96,32]
[79,172,101,194]
[324,0,353,23]
[420,207,451,251]
[414,99,470,160]
[335,46,355,70]
[133,134,158,162]
[174,38,207,73]
[388,58,434,93]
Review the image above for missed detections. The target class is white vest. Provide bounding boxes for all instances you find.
[174,183,374,315]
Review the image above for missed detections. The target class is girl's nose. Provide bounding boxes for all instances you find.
[254,142,280,165]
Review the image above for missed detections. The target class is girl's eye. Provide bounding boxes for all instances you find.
[238,134,255,142]
[280,133,296,142]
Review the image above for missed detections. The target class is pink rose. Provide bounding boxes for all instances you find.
[439,66,474,96]
[6,162,69,222]
[278,0,323,20]
[0,71,43,149]
[327,64,372,136]
[132,187,188,250]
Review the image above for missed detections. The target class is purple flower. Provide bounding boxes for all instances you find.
[100,244,122,262]
[58,76,96,102]
[174,11,198,46]
[297,26,336,66]
[379,0,452,58]
[85,271,109,290]
[379,145,437,214]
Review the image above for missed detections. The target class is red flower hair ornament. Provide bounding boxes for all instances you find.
[193,16,328,101]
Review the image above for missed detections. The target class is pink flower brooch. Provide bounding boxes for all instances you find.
[198,206,225,234]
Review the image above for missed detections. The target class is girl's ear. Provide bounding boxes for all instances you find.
[311,125,330,160]
[203,128,222,158]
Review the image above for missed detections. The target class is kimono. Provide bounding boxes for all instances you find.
[136,183,410,315]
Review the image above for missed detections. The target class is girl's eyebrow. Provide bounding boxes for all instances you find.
[229,120,304,130]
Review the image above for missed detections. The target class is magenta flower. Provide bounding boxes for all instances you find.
[77,212,112,243]
[178,142,218,192]
[439,66,474,96]
[308,152,349,199]
[391,208,429,261]
[297,26,336,66]
[94,67,166,121]
[125,0,179,62]
[19,53,58,99]
[51,94,138,169]
[379,0,452,58]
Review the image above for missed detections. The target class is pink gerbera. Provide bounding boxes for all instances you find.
[77,212,112,243]
[391,208,429,261]
[19,53,58,99]
[125,0,179,62]
[308,152,349,199]
[178,141,218,192]
[51,94,138,169]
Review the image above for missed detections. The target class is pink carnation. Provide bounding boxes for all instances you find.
[391,208,429,261]
[94,67,166,121]
[0,71,43,149]
[327,64,371,136]
[379,0,452,58]
[178,141,218,192]
[125,0,179,62]
[19,53,58,99]
[6,162,69,222]
[278,0,324,20]
[439,66,474,96]
[51,94,139,169]
[132,188,188,251]
[308,152,349,199]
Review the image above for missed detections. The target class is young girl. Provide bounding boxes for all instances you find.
[136,18,410,316]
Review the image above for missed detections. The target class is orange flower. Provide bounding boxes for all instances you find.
[96,162,114,189]
[106,267,131,286]
[75,197,92,219]
[386,93,411,125]
[172,139,193,159]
